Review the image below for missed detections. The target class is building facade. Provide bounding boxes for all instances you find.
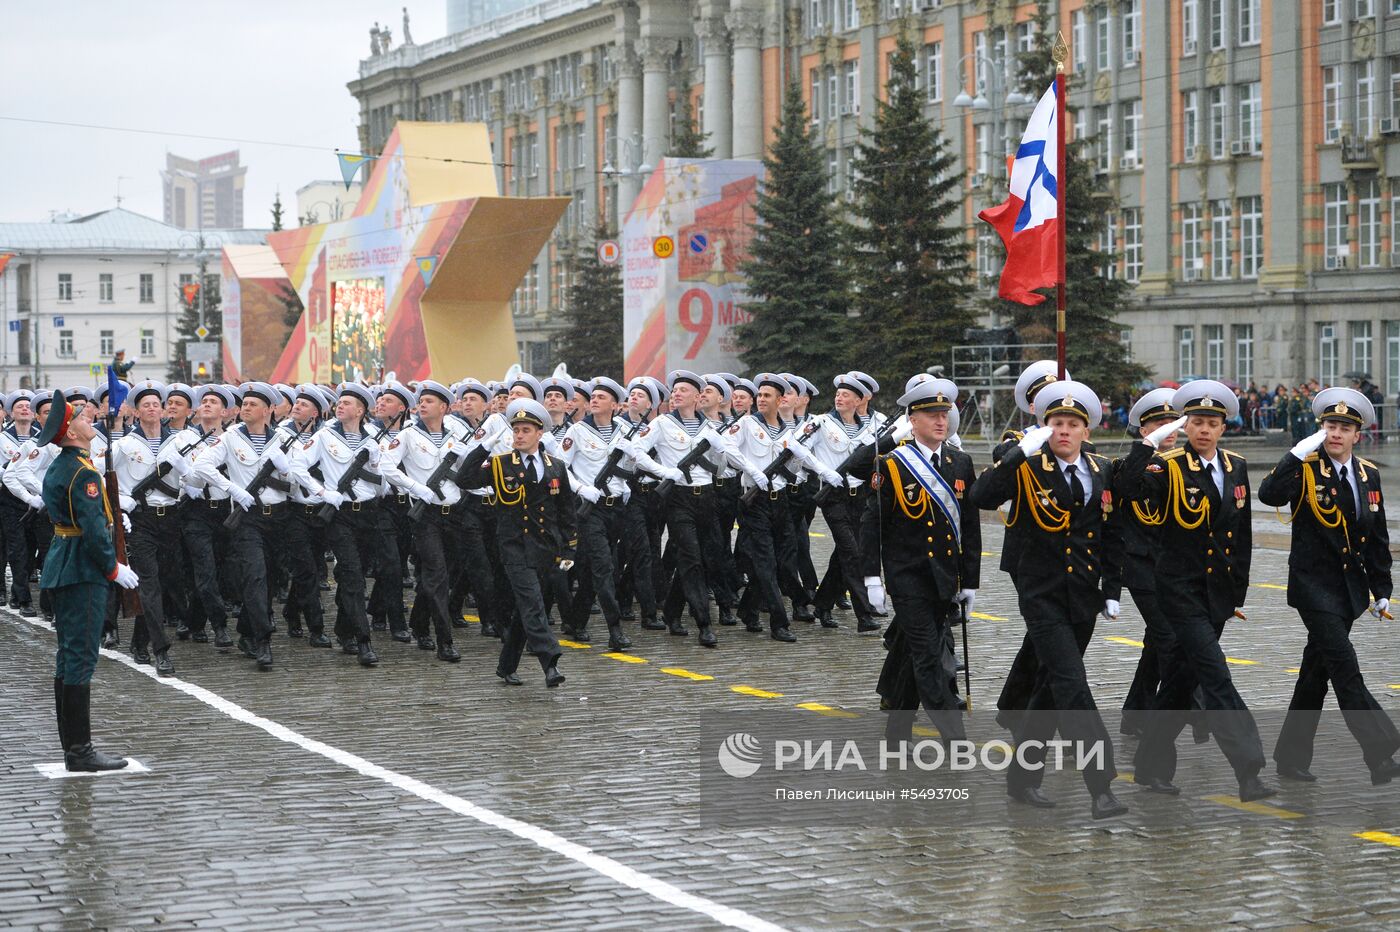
[349,0,1400,397]
[295,180,364,226]
[0,209,266,392]
[161,151,247,231]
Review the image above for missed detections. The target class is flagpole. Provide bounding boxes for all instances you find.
[1053,33,1069,381]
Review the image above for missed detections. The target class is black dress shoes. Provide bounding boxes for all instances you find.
[131,644,151,665]
[641,616,666,630]
[1008,786,1056,809]
[308,633,332,648]
[153,650,175,678]
[1239,776,1278,802]
[436,644,461,663]
[836,596,852,610]
[497,670,523,686]
[416,636,436,651]
[213,627,233,650]
[391,629,413,643]
[606,626,631,651]
[255,641,273,671]
[793,604,816,623]
[191,630,209,644]
[1276,765,1317,783]
[666,619,689,637]
[698,627,717,648]
[357,642,379,667]
[102,631,119,650]
[718,608,738,627]
[1140,777,1181,796]
[544,666,566,688]
[1091,791,1129,819]
[770,628,797,643]
[1371,758,1400,785]
[856,619,881,633]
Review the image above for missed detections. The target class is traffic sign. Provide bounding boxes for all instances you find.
[195,325,209,339]
[6,320,18,332]
[88,364,102,376]
[687,233,709,255]
[652,235,675,259]
[597,240,620,265]
[52,316,64,328]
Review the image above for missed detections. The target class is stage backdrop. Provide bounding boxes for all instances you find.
[222,122,568,384]
[622,158,763,381]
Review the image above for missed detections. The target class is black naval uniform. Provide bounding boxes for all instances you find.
[970,442,1122,803]
[1258,450,1400,780]
[1118,440,1267,790]
[1112,453,1168,735]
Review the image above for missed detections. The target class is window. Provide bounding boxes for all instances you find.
[843,146,857,200]
[1359,178,1382,268]
[977,230,999,281]
[141,329,155,357]
[1211,200,1233,279]
[976,123,992,176]
[1203,325,1224,380]
[973,31,987,90]
[1123,208,1143,282]
[827,149,839,196]
[1208,86,1227,159]
[139,273,153,303]
[1182,203,1204,279]
[1323,66,1343,138]
[100,330,114,357]
[1324,0,1340,22]
[178,272,194,287]
[1357,59,1376,139]
[57,273,72,302]
[1122,99,1141,159]
[1071,10,1087,72]
[97,273,113,302]
[1238,82,1261,151]
[1121,0,1140,65]
[1096,13,1110,72]
[925,42,941,102]
[826,67,838,121]
[843,60,859,114]
[1325,182,1350,262]
[1391,181,1400,256]
[1240,196,1263,279]
[843,0,857,30]
[1239,0,1260,45]
[1390,59,1400,119]
[1098,210,1118,280]
[1233,325,1254,385]
[1183,90,1199,157]
[1182,0,1198,52]
[1352,321,1375,377]
[1388,321,1400,397]
[1177,327,1196,379]
[1208,0,1224,50]
[810,69,821,124]
[1095,105,1112,171]
[58,330,73,358]
[1319,323,1339,384]
[1357,0,1374,15]
[528,133,539,177]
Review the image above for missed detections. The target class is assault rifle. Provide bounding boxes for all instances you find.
[578,417,650,518]
[741,421,818,506]
[223,433,298,531]
[129,431,212,503]
[408,446,463,521]
[316,446,382,523]
[812,416,901,507]
[654,437,716,497]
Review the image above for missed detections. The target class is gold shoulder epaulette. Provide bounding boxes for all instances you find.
[1160,447,1188,460]
[1302,452,1321,463]
[1359,457,1379,469]
[1221,447,1245,464]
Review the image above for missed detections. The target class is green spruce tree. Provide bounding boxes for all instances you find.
[736,81,850,386]
[557,225,623,375]
[991,0,1150,402]
[168,275,222,382]
[668,90,713,158]
[845,32,971,390]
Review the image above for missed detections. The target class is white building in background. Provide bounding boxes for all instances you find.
[295,180,364,226]
[0,208,267,392]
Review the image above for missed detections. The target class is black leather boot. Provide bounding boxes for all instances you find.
[54,677,65,751]
[606,624,631,651]
[62,685,127,772]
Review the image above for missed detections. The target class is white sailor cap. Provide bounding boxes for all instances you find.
[1015,360,1068,414]
[274,383,296,407]
[754,372,791,395]
[130,379,167,406]
[291,383,328,416]
[510,372,543,399]
[1036,380,1103,426]
[897,377,958,413]
[1127,388,1180,429]
[166,382,196,405]
[627,377,661,408]
[833,372,870,398]
[702,373,732,402]
[337,382,375,411]
[4,389,34,409]
[1313,387,1374,427]
[849,371,879,396]
[240,381,280,407]
[1171,379,1238,420]
[197,384,236,409]
[572,378,593,397]
[506,398,550,429]
[96,380,131,405]
[592,376,626,401]
[457,379,491,401]
[730,376,757,397]
[539,375,573,399]
[651,377,671,403]
[667,369,705,392]
[381,380,415,408]
[65,386,96,405]
[416,380,453,404]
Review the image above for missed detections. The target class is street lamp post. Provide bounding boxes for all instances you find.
[602,132,667,225]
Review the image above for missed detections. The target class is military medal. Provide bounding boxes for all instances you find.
[1370,490,1380,512]
[549,477,560,495]
[1234,485,1246,509]
[954,478,965,499]
[1101,489,1113,513]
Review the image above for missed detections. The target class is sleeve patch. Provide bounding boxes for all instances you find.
[562,437,573,451]
[728,423,742,434]
[474,428,486,440]
[85,481,100,499]
[388,438,400,449]
[1146,463,1163,473]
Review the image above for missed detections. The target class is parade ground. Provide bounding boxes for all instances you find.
[4,512,1400,930]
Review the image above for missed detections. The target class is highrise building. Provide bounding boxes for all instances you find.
[161,150,247,230]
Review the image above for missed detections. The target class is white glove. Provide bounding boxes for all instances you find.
[27,494,45,511]
[1144,415,1187,449]
[118,494,136,513]
[229,486,255,510]
[954,589,976,616]
[751,471,771,491]
[321,489,345,508]
[1370,597,1390,619]
[120,513,131,534]
[1018,425,1054,457]
[846,474,863,489]
[168,456,191,477]
[577,484,602,504]
[821,467,843,487]
[1103,599,1121,620]
[113,563,139,590]
[410,482,442,504]
[661,466,686,484]
[127,355,141,366]
[558,559,575,571]
[267,447,290,472]
[786,440,814,463]
[892,419,914,443]
[617,438,644,459]
[864,576,887,614]
[1290,427,1328,460]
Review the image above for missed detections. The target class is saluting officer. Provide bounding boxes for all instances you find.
[1258,387,1400,786]
[857,378,979,741]
[970,379,1128,819]
[1118,379,1273,802]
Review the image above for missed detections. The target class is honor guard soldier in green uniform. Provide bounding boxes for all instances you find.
[40,399,141,771]
[1258,387,1400,786]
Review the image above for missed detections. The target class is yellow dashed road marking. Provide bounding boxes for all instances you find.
[1356,830,1400,849]
[601,652,647,664]
[460,614,480,622]
[1253,583,1288,591]
[1286,668,1301,675]
[796,702,860,719]
[970,612,1008,622]
[1225,657,1259,666]
[731,685,784,698]
[661,667,714,681]
[808,532,827,538]
[1105,636,1146,648]
[557,639,592,650]
[1115,772,1137,784]
[1202,795,1304,819]
[912,725,941,738]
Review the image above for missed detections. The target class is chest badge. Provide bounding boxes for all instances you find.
[549,477,560,495]
[1234,485,1247,509]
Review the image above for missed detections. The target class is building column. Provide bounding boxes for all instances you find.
[1135,0,1173,296]
[697,17,732,158]
[857,0,879,132]
[638,36,675,166]
[726,8,764,160]
[616,49,643,212]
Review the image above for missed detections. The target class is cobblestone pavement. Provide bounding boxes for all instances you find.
[3,507,1400,930]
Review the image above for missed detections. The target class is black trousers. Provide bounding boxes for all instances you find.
[497,559,562,676]
[454,497,504,629]
[126,506,180,653]
[1133,609,1265,784]
[736,490,797,630]
[229,505,287,645]
[616,489,659,621]
[406,504,459,644]
[1006,587,1116,796]
[181,498,230,632]
[567,499,624,631]
[1,493,35,606]
[1273,610,1400,772]
[283,504,327,634]
[814,492,874,622]
[885,576,967,740]
[789,483,819,601]
[365,501,406,632]
[324,502,387,645]
[662,487,716,628]
[1120,585,1165,731]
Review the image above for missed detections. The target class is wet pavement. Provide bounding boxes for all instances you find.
[3,507,1400,930]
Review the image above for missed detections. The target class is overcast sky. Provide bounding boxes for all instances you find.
[0,1,448,225]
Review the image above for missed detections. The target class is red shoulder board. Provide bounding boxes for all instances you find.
[85,481,100,499]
